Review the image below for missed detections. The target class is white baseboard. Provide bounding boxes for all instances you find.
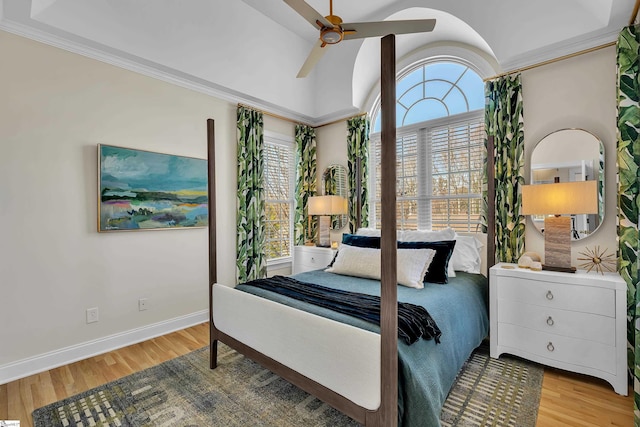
[0,310,209,385]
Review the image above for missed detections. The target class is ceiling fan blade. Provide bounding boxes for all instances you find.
[297,39,328,78]
[342,19,436,40]
[283,0,333,29]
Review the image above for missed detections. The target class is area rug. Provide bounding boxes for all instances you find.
[440,344,542,427]
[33,342,542,427]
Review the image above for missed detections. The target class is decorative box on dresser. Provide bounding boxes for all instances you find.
[489,263,628,395]
[293,245,336,274]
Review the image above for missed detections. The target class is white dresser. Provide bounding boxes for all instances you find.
[293,245,336,275]
[489,263,627,395]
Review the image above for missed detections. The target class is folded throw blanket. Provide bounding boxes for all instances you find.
[241,275,441,345]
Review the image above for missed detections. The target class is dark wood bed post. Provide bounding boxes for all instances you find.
[207,118,218,369]
[486,135,496,269]
[371,33,399,427]
[356,156,362,230]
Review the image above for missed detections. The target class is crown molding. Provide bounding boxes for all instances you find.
[312,106,362,127]
[0,17,317,125]
[499,27,620,73]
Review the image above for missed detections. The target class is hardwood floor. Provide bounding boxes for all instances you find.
[0,322,633,426]
[537,367,633,427]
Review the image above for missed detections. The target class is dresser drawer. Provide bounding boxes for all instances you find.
[496,277,615,317]
[489,264,628,395]
[497,300,615,346]
[299,257,331,271]
[293,246,336,274]
[498,323,615,374]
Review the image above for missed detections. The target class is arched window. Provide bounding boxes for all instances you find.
[369,60,485,231]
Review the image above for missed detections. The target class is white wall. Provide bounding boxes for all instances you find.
[316,120,350,242]
[522,46,617,266]
[316,46,619,269]
[0,31,239,381]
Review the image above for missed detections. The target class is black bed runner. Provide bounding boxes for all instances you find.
[241,275,441,345]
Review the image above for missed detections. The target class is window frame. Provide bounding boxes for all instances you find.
[263,131,295,266]
[370,58,486,133]
[367,58,485,232]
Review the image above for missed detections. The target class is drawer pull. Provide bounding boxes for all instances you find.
[546,316,554,326]
[310,257,315,263]
[547,342,555,352]
[546,290,554,300]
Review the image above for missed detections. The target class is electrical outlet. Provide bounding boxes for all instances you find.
[86,307,99,323]
[138,298,149,311]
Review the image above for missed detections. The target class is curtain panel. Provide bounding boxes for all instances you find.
[236,106,267,283]
[616,24,640,423]
[293,124,317,245]
[484,74,525,263]
[347,116,370,232]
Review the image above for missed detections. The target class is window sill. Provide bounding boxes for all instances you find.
[267,257,292,269]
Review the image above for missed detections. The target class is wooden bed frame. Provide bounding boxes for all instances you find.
[207,35,497,426]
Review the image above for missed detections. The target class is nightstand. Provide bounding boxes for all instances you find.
[293,245,336,274]
[489,263,627,395]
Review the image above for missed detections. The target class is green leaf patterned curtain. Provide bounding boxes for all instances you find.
[616,24,640,423]
[347,116,370,232]
[485,74,525,263]
[293,124,317,245]
[236,106,267,283]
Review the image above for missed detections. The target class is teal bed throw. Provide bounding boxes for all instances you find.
[236,270,489,427]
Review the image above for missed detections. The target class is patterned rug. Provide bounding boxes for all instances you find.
[441,344,542,427]
[33,342,542,427]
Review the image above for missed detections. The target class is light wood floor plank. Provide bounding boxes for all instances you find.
[0,322,633,426]
[536,367,632,427]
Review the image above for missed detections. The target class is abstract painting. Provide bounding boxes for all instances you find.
[98,144,208,231]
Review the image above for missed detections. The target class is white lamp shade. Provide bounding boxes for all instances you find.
[308,195,348,215]
[521,181,598,215]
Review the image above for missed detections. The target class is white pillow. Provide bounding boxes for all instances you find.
[450,234,483,273]
[357,228,457,277]
[399,228,456,242]
[356,227,406,240]
[326,244,436,289]
[355,228,381,236]
[397,228,457,277]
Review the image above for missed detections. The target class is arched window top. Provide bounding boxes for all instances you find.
[372,60,484,133]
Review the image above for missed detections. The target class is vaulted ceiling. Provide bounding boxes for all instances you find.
[1,0,636,125]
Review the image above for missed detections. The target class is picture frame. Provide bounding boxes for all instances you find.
[98,144,208,232]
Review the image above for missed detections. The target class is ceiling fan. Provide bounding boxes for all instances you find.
[284,0,436,78]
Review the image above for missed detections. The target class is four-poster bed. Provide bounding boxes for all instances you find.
[207,35,496,426]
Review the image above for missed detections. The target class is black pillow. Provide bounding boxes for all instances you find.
[341,234,456,284]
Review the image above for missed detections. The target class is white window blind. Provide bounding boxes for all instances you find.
[369,112,484,232]
[264,134,294,261]
[430,116,484,231]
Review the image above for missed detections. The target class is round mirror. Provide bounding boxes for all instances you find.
[530,129,604,240]
[323,164,348,229]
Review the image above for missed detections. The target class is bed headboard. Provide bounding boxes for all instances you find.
[457,232,489,277]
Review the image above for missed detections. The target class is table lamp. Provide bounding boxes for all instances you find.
[521,180,598,272]
[308,195,348,247]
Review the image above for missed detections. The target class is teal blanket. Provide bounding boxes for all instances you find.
[236,270,489,427]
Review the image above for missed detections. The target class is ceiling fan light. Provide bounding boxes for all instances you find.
[320,28,342,44]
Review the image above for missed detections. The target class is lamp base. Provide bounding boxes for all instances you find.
[317,215,330,247]
[542,265,576,273]
[544,216,572,272]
